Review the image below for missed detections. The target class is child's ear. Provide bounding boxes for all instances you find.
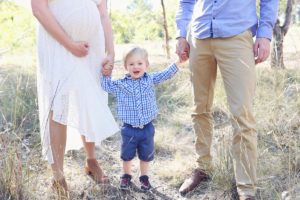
[124,64,128,70]
[146,61,149,68]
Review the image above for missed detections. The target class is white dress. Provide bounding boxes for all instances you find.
[36,0,119,164]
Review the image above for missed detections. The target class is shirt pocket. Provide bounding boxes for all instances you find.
[118,84,135,110]
[119,93,135,111]
[141,85,156,112]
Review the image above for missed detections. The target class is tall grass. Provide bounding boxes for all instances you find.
[0,1,299,197]
[0,65,42,199]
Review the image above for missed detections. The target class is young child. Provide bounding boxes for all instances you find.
[101,46,184,191]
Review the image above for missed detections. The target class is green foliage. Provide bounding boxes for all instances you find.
[110,0,178,44]
[0,1,35,52]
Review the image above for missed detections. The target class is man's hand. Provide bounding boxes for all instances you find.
[254,37,271,64]
[176,37,190,62]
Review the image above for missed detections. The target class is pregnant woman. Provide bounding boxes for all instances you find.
[31,0,119,196]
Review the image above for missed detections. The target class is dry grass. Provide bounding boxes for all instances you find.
[1,25,300,199]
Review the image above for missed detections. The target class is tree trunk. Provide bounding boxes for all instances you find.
[271,20,285,69]
[270,0,294,69]
[161,0,170,59]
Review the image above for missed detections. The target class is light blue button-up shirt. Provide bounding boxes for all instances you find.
[101,63,179,126]
[176,0,279,40]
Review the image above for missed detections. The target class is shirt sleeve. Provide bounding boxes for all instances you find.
[257,0,279,40]
[175,0,196,38]
[101,75,118,94]
[150,63,179,85]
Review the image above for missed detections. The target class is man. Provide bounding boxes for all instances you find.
[175,0,278,199]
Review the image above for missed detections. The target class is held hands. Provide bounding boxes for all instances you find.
[101,54,114,77]
[254,37,271,64]
[67,41,89,57]
[176,37,190,63]
[175,37,190,67]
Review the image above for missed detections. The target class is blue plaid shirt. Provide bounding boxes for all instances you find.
[101,63,179,126]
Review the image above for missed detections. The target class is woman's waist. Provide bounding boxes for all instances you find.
[48,0,97,16]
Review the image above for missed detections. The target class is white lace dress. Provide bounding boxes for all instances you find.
[36,0,119,164]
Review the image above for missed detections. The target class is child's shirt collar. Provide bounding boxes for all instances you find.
[125,72,148,80]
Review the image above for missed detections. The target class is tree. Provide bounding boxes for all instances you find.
[271,0,295,69]
[161,0,170,58]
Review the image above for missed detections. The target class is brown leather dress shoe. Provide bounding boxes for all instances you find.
[52,177,69,199]
[179,169,209,194]
[239,195,255,200]
[85,158,109,183]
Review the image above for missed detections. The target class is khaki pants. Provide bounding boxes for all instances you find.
[189,30,257,196]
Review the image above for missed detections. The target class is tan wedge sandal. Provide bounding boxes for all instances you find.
[85,158,109,183]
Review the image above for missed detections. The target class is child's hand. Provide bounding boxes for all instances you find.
[175,56,188,67]
[102,64,112,77]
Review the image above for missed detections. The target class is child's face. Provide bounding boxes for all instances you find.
[124,54,149,80]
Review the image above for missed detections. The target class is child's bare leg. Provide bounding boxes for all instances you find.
[123,160,133,175]
[140,160,150,176]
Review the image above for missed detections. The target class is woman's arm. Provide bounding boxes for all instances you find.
[31,0,89,57]
[97,1,114,69]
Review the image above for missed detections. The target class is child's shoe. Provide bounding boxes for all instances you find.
[120,174,131,190]
[139,175,151,191]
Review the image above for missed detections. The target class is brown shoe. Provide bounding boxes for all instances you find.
[52,177,69,199]
[85,158,109,183]
[239,195,255,200]
[179,169,209,194]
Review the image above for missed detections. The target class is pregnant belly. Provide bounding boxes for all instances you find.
[49,0,101,41]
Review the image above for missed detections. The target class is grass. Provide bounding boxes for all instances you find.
[0,3,299,198]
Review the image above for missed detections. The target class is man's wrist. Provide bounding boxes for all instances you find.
[256,37,271,42]
[176,37,186,40]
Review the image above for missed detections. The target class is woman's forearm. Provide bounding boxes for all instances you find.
[98,1,114,57]
[31,0,74,50]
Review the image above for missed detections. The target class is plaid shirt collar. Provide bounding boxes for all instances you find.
[125,73,149,86]
[125,72,148,80]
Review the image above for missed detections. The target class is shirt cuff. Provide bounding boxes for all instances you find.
[170,63,179,73]
[256,25,273,40]
[176,26,188,39]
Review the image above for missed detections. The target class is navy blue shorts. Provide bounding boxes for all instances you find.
[121,122,155,162]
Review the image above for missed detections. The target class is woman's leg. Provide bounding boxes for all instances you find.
[81,135,96,159]
[82,135,108,182]
[49,111,67,181]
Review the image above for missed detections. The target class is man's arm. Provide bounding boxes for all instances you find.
[175,0,196,62]
[175,0,196,39]
[254,0,279,64]
[151,63,179,85]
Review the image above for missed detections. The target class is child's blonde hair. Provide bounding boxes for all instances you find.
[123,46,148,66]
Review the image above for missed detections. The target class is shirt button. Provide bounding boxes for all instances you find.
[214,0,217,3]
[213,17,215,20]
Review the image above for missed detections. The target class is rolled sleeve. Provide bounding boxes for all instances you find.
[257,0,279,40]
[151,63,179,85]
[175,0,196,38]
[101,75,117,94]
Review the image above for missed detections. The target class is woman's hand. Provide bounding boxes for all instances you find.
[67,41,89,57]
[102,54,114,70]
[102,67,112,77]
